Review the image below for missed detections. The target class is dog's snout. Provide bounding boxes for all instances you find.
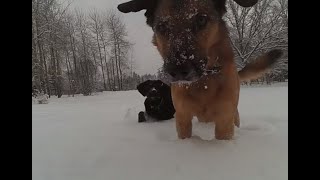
[169,70,189,78]
[164,47,199,81]
[151,88,157,93]
[166,63,193,81]
[173,50,194,61]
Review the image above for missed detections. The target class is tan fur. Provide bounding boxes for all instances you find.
[149,0,281,140]
[238,51,281,82]
[118,0,279,140]
[170,40,240,139]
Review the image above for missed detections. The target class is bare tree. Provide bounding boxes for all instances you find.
[32,0,151,97]
[105,10,131,90]
[225,0,288,83]
[88,9,108,90]
[74,9,95,95]
[64,13,82,93]
[32,0,71,97]
[32,0,47,94]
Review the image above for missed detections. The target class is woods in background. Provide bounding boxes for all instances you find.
[226,0,288,83]
[32,0,135,97]
[32,0,288,98]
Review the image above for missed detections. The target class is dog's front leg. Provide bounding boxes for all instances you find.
[234,108,240,128]
[215,113,235,140]
[175,112,193,139]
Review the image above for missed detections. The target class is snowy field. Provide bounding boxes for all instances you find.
[32,83,288,180]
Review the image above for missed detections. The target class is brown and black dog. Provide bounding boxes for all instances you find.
[118,0,282,140]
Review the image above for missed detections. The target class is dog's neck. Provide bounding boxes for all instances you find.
[205,30,235,75]
[205,56,222,75]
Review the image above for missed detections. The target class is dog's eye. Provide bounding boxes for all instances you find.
[195,14,208,31]
[156,22,169,35]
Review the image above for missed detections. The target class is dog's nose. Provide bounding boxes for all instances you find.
[168,70,190,79]
[166,64,192,81]
[151,88,157,93]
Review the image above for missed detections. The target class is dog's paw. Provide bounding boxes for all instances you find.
[138,111,147,123]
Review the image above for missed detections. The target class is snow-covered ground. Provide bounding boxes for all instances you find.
[32,83,288,180]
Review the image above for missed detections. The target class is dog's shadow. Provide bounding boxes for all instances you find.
[133,109,280,145]
[154,118,235,144]
[154,116,280,144]
[188,135,237,147]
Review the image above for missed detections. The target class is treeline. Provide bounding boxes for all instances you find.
[32,0,135,97]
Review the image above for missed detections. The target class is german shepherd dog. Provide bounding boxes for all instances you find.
[118,0,282,140]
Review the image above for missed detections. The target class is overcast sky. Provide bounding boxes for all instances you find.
[68,0,162,75]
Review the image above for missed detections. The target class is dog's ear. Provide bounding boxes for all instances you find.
[117,0,159,27]
[155,80,164,86]
[233,0,258,7]
[137,80,153,96]
[157,80,170,89]
[154,80,171,95]
[214,0,258,16]
[213,0,227,16]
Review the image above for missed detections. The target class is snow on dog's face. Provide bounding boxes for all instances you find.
[151,0,226,83]
[117,0,258,82]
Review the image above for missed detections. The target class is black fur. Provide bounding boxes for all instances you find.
[137,80,175,122]
[117,0,259,27]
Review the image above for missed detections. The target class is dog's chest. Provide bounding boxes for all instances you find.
[172,83,221,111]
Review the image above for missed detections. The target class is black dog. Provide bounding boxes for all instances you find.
[137,80,175,123]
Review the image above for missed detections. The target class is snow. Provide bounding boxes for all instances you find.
[180,53,187,60]
[186,8,198,19]
[32,83,288,180]
[174,80,194,86]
